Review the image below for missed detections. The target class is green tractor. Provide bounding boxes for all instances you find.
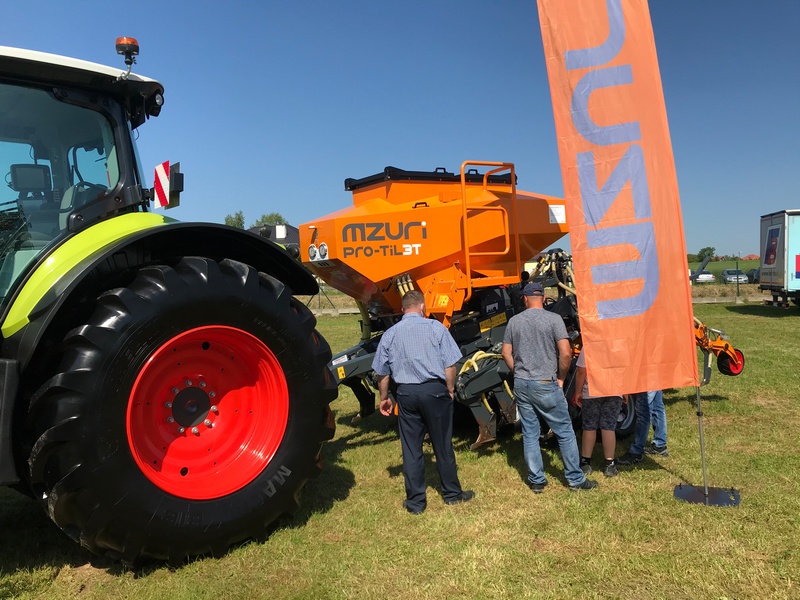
[0,39,336,563]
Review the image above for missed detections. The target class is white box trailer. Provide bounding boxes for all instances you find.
[759,209,800,307]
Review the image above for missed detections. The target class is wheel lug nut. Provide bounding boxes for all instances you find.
[209,391,216,398]
[199,381,206,388]
[178,427,185,434]
[191,427,199,435]
[204,419,212,427]
[164,402,172,409]
[185,380,192,386]
[211,405,218,413]
[167,416,175,423]
[171,387,179,395]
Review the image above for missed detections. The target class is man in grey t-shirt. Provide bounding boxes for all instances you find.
[501,282,597,492]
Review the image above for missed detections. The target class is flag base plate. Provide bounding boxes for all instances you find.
[674,484,740,507]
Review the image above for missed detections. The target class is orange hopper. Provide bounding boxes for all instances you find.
[300,161,568,325]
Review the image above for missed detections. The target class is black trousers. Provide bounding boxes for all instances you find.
[395,380,463,510]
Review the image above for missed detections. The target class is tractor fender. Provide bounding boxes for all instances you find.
[3,213,319,370]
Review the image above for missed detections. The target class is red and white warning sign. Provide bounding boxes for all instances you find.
[153,160,170,208]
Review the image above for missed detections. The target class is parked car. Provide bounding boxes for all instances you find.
[747,268,760,283]
[695,270,716,283]
[721,269,748,284]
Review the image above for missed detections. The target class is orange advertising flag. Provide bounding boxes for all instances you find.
[536,0,698,394]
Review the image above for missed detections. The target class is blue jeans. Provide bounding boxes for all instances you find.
[649,390,667,448]
[514,379,585,487]
[630,390,666,454]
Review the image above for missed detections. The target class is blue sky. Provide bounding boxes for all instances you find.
[3,1,798,257]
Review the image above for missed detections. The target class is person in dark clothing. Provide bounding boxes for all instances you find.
[372,290,474,514]
[572,348,622,477]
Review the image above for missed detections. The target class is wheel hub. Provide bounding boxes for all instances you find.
[171,385,212,428]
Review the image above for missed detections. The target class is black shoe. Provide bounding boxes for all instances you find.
[569,479,599,492]
[444,490,475,505]
[644,443,669,456]
[603,463,619,477]
[580,463,593,475]
[617,452,644,466]
[402,500,425,515]
[528,480,548,494]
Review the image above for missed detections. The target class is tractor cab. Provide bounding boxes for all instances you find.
[0,40,165,303]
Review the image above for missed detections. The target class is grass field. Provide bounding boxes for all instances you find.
[2,303,799,599]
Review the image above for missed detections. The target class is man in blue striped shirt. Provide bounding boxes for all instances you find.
[372,290,474,514]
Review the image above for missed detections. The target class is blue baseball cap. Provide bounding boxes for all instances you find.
[523,282,545,296]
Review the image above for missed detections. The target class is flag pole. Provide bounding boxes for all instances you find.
[674,385,740,506]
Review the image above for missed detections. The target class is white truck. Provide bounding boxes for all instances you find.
[759,209,800,307]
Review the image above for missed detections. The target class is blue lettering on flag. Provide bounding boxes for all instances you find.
[566,0,659,320]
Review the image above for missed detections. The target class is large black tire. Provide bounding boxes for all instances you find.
[24,257,336,564]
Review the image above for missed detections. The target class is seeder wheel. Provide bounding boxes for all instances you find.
[717,348,745,376]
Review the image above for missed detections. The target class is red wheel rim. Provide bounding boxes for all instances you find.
[127,326,289,500]
[728,349,745,375]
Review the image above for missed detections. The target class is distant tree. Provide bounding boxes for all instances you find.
[697,246,716,261]
[687,253,699,263]
[253,212,288,227]
[224,211,245,229]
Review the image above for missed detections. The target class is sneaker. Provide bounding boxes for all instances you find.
[603,463,619,477]
[444,490,475,505]
[528,480,548,494]
[616,452,644,466]
[644,443,669,456]
[569,479,599,492]
[581,463,593,475]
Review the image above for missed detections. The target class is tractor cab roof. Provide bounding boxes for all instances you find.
[0,45,164,128]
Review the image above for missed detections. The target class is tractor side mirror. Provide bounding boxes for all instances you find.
[167,162,183,209]
[151,161,183,209]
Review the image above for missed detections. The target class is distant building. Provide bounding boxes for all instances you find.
[742,253,759,261]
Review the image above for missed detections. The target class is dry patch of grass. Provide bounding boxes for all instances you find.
[50,564,117,596]
[691,283,762,298]
[296,288,361,311]
[748,391,788,411]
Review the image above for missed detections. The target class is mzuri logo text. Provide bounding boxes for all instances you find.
[341,221,427,258]
[342,221,427,242]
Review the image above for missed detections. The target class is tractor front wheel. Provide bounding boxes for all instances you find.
[25,257,336,564]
